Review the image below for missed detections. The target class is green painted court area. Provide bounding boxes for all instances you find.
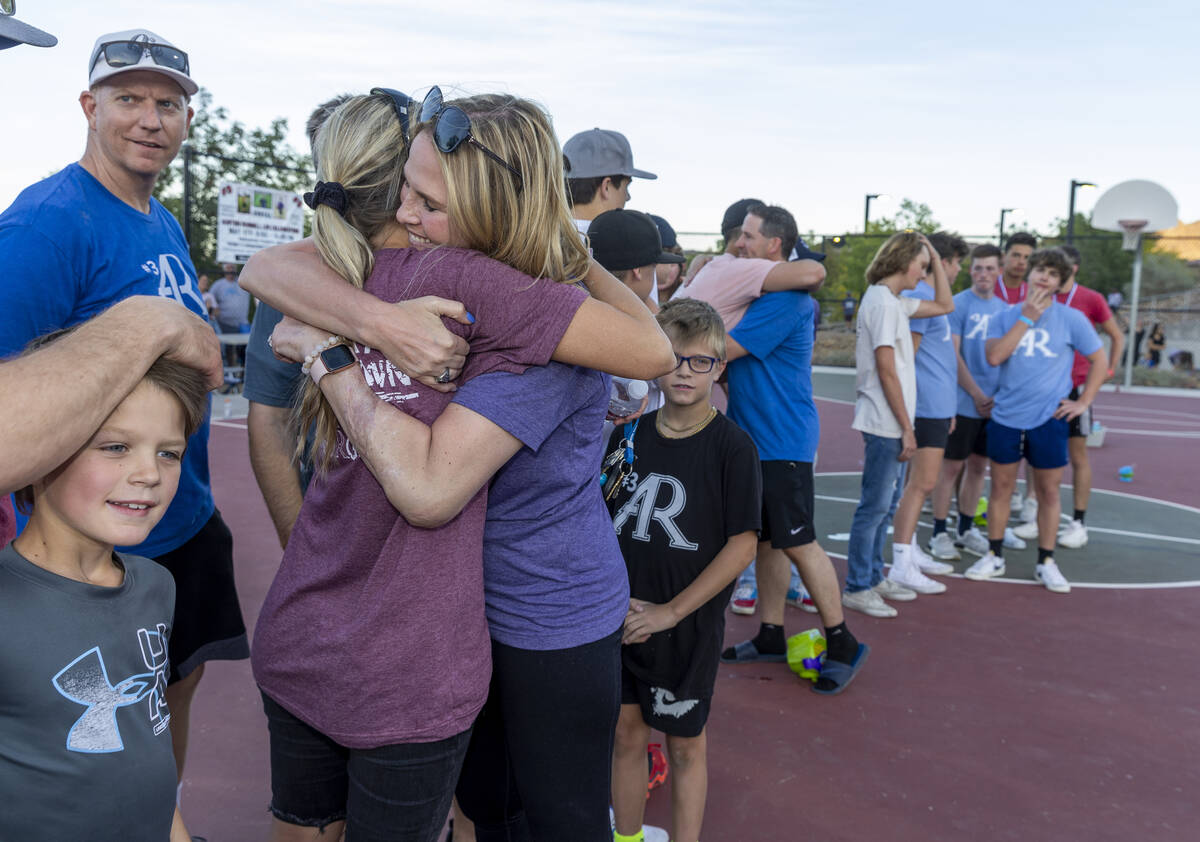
[814,472,1200,588]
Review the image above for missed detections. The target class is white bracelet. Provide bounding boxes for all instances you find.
[300,335,345,375]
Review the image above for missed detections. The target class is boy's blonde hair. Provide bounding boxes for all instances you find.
[14,330,209,513]
[655,298,726,360]
[865,231,926,284]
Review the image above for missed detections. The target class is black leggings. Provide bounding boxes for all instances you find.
[455,627,622,842]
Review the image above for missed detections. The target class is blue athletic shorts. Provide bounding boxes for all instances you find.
[986,417,1069,470]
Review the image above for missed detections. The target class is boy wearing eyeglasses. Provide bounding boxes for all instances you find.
[607,298,761,842]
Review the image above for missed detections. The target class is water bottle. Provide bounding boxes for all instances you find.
[609,378,648,418]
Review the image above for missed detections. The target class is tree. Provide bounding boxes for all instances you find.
[153,89,313,273]
[820,199,943,304]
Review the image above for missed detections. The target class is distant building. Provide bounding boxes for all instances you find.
[1152,219,1200,265]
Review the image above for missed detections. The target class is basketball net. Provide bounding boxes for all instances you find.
[1117,219,1148,251]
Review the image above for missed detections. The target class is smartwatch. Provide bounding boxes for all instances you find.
[309,343,357,385]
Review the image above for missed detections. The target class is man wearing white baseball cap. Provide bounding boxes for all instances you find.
[0,27,248,830]
[0,0,56,49]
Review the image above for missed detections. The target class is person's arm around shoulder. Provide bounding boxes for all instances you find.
[270,318,521,528]
[986,288,1051,366]
[910,235,953,319]
[623,530,758,644]
[0,298,222,494]
[239,240,471,389]
[247,404,304,548]
[553,259,675,379]
[761,258,825,293]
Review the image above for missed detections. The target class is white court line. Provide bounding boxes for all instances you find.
[814,395,855,406]
[1102,428,1200,438]
[211,419,248,428]
[1095,406,1200,421]
[1096,415,1200,427]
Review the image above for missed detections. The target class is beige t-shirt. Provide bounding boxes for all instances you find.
[852,284,921,438]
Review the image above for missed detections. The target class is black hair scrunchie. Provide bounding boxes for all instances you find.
[303,181,349,215]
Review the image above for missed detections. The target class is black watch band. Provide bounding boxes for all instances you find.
[319,343,356,374]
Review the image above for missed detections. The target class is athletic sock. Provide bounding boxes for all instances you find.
[750,623,785,655]
[989,538,1004,557]
[614,830,644,842]
[1074,509,1086,524]
[824,622,858,664]
[933,518,947,537]
[1038,547,1054,564]
[958,511,974,536]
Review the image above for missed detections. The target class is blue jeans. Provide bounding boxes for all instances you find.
[846,433,907,593]
[736,559,804,592]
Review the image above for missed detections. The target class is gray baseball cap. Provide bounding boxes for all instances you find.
[88,29,197,96]
[563,128,656,181]
[0,1,57,49]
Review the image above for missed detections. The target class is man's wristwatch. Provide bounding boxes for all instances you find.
[308,343,356,385]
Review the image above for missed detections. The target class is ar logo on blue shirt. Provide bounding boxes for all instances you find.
[1016,328,1058,358]
[964,313,992,341]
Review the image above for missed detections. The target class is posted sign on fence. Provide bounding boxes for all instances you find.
[216,181,305,263]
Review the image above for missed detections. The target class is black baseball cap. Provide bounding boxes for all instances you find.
[589,210,685,272]
[720,198,763,241]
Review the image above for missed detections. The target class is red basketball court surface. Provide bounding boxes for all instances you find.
[184,379,1199,841]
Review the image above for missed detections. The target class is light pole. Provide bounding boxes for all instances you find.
[998,208,1019,246]
[1066,180,1096,244]
[864,193,887,233]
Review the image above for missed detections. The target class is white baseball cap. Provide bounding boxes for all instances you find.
[88,29,197,96]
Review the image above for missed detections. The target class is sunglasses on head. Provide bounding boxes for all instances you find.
[1,0,14,16]
[370,87,413,142]
[90,39,189,76]
[419,86,524,193]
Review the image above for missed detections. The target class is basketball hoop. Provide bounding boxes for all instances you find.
[1117,219,1148,251]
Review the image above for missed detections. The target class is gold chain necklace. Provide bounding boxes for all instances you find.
[656,407,717,438]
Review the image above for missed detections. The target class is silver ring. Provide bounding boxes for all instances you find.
[436,367,452,383]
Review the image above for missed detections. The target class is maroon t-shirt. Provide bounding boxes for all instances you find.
[1056,283,1112,386]
[0,497,14,549]
[251,248,586,747]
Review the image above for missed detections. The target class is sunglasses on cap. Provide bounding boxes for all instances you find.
[1,0,13,15]
[370,87,413,142]
[90,39,189,76]
[419,86,524,194]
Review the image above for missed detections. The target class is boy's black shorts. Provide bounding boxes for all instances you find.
[914,417,951,450]
[945,415,988,461]
[154,510,250,683]
[621,662,711,738]
[1066,386,1093,439]
[759,460,815,549]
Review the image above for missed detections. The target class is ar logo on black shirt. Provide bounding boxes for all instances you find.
[612,473,699,551]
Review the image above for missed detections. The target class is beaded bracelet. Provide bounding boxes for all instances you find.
[300,334,346,375]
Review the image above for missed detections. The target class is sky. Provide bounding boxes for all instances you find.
[4,0,1196,251]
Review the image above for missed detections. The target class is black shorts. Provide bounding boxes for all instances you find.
[760,460,815,548]
[945,415,988,461]
[154,510,249,682]
[620,663,711,739]
[1066,386,1093,438]
[914,417,951,450]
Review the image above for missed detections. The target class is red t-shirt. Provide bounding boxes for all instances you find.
[995,277,1026,304]
[1056,283,1112,386]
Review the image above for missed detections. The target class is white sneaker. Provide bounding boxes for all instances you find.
[911,539,955,574]
[1019,496,1039,523]
[1057,519,1088,549]
[887,546,947,594]
[1003,527,1028,549]
[873,578,917,602]
[1010,491,1024,513]
[1012,520,1040,541]
[964,552,1006,580]
[927,532,961,560]
[842,588,898,618]
[957,526,990,556]
[729,582,757,616]
[1035,558,1071,593]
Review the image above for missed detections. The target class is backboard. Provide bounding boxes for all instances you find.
[1091,180,1178,249]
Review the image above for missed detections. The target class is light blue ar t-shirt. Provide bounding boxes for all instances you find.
[728,290,820,462]
[902,280,956,419]
[0,164,214,557]
[989,302,1103,430]
[452,362,629,650]
[947,288,1009,418]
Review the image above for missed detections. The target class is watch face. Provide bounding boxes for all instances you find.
[320,343,356,372]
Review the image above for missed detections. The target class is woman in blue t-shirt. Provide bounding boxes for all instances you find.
[246,90,672,842]
[965,248,1106,594]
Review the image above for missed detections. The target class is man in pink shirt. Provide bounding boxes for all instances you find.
[1013,244,1123,550]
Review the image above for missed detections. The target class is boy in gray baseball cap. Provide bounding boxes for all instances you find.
[563,128,656,233]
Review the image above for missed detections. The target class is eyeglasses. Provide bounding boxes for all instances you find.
[90,39,189,76]
[673,353,721,374]
[370,87,413,143]
[418,86,524,193]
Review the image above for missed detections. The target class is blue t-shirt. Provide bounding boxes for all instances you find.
[0,164,214,557]
[947,289,1009,418]
[902,280,956,419]
[989,302,1103,430]
[727,290,819,462]
[452,362,629,650]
